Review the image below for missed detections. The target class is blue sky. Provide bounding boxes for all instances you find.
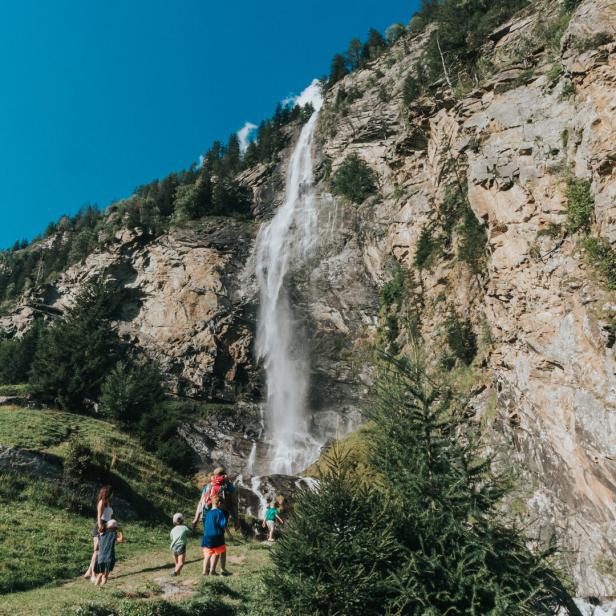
[0,1,419,248]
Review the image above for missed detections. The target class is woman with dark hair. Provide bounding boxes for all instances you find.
[84,485,114,582]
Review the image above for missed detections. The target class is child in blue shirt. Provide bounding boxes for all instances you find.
[201,496,227,575]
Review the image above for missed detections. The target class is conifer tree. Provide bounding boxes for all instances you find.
[264,449,399,615]
[367,355,580,615]
[0,318,45,384]
[100,359,164,426]
[29,277,120,411]
[328,53,349,86]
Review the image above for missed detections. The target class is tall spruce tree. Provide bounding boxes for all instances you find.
[264,449,400,615]
[367,355,580,615]
[29,277,120,411]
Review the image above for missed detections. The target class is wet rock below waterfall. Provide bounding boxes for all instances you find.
[178,402,263,477]
[237,473,317,518]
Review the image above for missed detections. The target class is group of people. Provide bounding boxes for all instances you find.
[83,466,285,585]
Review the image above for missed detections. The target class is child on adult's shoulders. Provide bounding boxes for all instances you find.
[170,512,191,576]
[95,519,124,586]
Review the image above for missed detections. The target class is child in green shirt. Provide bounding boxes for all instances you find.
[170,513,191,576]
[263,500,284,542]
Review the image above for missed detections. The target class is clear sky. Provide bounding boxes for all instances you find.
[0,1,420,248]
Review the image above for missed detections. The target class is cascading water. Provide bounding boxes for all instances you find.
[254,80,324,475]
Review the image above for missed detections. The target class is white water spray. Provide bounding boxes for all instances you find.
[254,80,324,475]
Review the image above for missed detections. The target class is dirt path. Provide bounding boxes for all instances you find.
[0,538,269,616]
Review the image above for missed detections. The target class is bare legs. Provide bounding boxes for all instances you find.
[202,550,222,575]
[208,554,220,575]
[95,572,108,586]
[84,537,99,580]
[173,552,186,575]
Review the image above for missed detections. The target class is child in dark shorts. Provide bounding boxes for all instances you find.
[95,519,123,586]
[170,512,191,576]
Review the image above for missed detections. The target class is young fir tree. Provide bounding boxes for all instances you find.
[264,449,399,616]
[100,359,165,426]
[367,355,580,615]
[29,277,120,411]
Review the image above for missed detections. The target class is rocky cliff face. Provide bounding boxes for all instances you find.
[2,0,616,595]
[307,0,616,596]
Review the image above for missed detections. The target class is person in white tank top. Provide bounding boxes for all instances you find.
[84,486,114,581]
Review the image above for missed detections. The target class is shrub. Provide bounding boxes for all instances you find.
[565,177,594,234]
[364,355,577,615]
[331,154,377,204]
[402,74,422,106]
[564,0,582,11]
[582,236,616,291]
[137,405,196,475]
[446,309,477,365]
[457,205,487,273]
[421,0,530,86]
[379,266,405,308]
[211,176,252,216]
[63,433,94,484]
[414,226,437,269]
[537,223,563,239]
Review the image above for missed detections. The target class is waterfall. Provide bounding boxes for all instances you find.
[254,79,324,475]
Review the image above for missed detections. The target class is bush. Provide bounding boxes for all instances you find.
[402,73,422,106]
[564,0,582,11]
[211,176,252,216]
[66,598,234,616]
[419,0,530,86]
[446,309,477,365]
[63,433,95,484]
[379,265,405,308]
[566,177,594,234]
[364,356,577,615]
[137,405,195,475]
[331,154,377,204]
[100,360,165,425]
[457,205,487,273]
[582,236,616,291]
[414,226,437,269]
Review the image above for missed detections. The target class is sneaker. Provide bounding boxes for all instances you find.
[170,571,177,577]
[220,570,232,576]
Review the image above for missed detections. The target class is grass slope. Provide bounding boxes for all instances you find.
[0,406,195,594]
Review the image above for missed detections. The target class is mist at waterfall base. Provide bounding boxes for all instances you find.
[254,79,324,477]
